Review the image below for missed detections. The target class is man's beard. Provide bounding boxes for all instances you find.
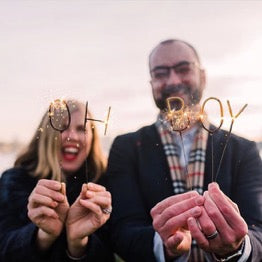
[153,84,202,111]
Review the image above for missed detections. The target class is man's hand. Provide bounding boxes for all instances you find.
[187,182,247,257]
[27,179,69,250]
[150,191,204,258]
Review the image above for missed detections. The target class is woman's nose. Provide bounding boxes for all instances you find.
[64,129,79,141]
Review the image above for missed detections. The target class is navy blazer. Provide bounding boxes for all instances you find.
[106,124,262,262]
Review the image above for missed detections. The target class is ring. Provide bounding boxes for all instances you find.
[205,230,218,240]
[102,207,112,215]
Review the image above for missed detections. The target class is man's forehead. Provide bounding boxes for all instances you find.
[149,41,197,69]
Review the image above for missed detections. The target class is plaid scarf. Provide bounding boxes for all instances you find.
[155,117,209,261]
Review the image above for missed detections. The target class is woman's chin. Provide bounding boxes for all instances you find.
[62,166,79,176]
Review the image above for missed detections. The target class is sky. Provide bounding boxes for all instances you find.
[1,0,262,146]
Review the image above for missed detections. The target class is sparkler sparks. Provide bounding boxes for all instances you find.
[164,96,248,186]
[48,99,112,182]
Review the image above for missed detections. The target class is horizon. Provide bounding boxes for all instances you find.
[1,1,262,143]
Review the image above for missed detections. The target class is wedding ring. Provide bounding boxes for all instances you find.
[205,230,218,240]
[102,207,112,215]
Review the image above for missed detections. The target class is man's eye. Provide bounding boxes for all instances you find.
[154,70,168,79]
[176,66,191,74]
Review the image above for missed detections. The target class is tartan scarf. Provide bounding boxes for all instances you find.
[155,117,209,261]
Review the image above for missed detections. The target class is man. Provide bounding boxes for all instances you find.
[106,39,262,261]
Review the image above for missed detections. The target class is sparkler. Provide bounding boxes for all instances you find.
[200,97,224,182]
[166,97,192,189]
[48,99,112,182]
[84,101,111,136]
[214,100,247,181]
[83,101,111,181]
[48,99,71,182]
[165,96,248,187]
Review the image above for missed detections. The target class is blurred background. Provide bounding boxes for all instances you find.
[1,0,262,174]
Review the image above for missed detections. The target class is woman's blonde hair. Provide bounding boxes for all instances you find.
[15,99,106,182]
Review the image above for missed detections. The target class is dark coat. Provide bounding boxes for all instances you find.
[106,124,262,262]
[0,167,115,262]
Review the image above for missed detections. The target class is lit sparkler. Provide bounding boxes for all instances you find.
[48,99,112,182]
[164,96,248,187]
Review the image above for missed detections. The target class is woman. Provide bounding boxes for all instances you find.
[0,99,114,261]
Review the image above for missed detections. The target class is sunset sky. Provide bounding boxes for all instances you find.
[1,0,262,145]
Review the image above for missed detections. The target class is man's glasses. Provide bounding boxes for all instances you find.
[150,61,199,81]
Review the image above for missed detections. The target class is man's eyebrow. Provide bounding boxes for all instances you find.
[150,60,191,72]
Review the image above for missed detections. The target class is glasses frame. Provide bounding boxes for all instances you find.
[150,60,199,81]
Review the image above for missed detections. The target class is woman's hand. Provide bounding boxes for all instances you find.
[27,179,69,250]
[66,183,112,258]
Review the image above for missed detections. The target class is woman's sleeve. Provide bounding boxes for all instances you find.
[0,169,51,262]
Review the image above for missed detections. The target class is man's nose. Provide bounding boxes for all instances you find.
[166,69,182,86]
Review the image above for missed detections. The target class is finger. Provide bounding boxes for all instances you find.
[187,217,209,249]
[79,199,103,216]
[85,193,111,208]
[28,206,59,220]
[197,207,217,238]
[86,189,111,199]
[160,206,202,238]
[153,195,204,229]
[61,182,66,196]
[207,183,246,231]
[87,183,106,192]
[151,191,199,216]
[38,179,62,191]
[165,232,184,255]
[80,183,88,199]
[208,183,239,211]
[204,191,232,237]
[34,185,65,202]
[165,229,191,257]
[28,193,58,209]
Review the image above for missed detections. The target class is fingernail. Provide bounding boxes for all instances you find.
[187,217,195,226]
[58,194,64,201]
[195,196,204,205]
[54,182,62,190]
[87,182,94,189]
[86,190,94,197]
[191,206,201,217]
[208,182,219,190]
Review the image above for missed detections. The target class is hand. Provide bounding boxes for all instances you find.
[27,179,69,250]
[150,191,204,258]
[66,183,112,257]
[187,182,247,257]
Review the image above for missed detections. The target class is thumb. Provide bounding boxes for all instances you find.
[60,182,69,206]
[61,182,66,195]
[80,183,88,199]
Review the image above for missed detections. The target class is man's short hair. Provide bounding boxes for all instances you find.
[149,39,201,68]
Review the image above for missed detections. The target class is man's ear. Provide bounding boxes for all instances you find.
[149,79,153,87]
